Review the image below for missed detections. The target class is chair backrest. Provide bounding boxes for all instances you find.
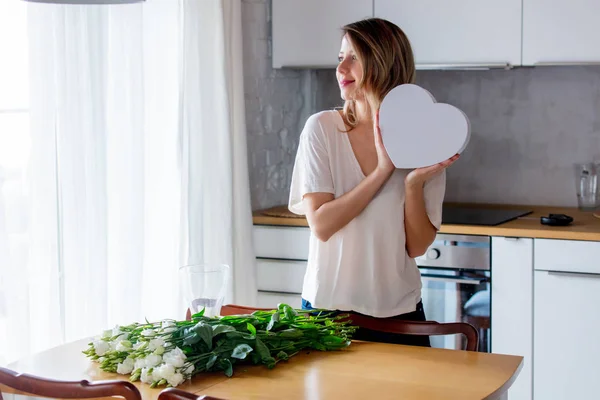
[341,313,479,351]
[206,304,479,351]
[158,387,225,400]
[185,304,274,320]
[0,366,142,400]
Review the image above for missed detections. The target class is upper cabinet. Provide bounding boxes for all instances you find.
[271,0,373,68]
[272,0,600,69]
[374,0,522,68]
[522,0,600,65]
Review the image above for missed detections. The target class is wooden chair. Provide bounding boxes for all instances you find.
[185,304,273,320]
[341,312,479,351]
[158,387,225,400]
[194,304,479,352]
[0,366,141,400]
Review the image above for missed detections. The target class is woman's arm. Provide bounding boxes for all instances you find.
[304,166,392,242]
[304,112,394,242]
[404,155,459,257]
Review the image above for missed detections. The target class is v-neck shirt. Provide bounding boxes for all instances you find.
[288,110,446,318]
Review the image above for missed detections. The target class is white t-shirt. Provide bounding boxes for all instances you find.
[288,110,446,318]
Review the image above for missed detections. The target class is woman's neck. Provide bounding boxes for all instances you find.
[354,99,371,123]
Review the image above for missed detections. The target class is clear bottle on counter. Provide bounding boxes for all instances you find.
[574,162,600,211]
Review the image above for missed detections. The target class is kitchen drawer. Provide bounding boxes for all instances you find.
[253,225,310,260]
[534,238,600,274]
[256,291,302,309]
[256,258,306,294]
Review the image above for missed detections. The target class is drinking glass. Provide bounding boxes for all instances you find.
[179,263,230,317]
[574,162,600,211]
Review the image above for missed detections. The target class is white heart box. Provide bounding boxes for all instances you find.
[378,84,470,169]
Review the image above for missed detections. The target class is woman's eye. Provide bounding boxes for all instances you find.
[352,55,357,61]
[338,56,343,63]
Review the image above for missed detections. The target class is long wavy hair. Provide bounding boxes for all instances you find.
[340,18,416,130]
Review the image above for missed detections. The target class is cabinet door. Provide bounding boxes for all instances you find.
[534,269,600,399]
[272,0,373,68]
[374,0,522,67]
[491,237,533,400]
[523,0,600,65]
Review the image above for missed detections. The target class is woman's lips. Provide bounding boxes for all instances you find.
[339,80,355,88]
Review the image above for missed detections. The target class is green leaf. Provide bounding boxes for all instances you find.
[266,312,280,331]
[223,359,233,377]
[276,351,289,361]
[283,305,298,320]
[278,329,304,339]
[193,322,214,349]
[182,332,200,346]
[255,337,271,361]
[231,344,254,360]
[212,325,236,336]
[246,322,257,337]
[206,354,218,370]
[192,308,205,318]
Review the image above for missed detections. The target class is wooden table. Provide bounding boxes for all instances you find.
[7,338,523,400]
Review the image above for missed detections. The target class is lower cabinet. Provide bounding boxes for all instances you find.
[256,291,302,309]
[533,239,600,399]
[253,225,309,310]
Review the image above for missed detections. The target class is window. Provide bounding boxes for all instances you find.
[0,0,30,365]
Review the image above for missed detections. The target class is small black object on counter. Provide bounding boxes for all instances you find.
[540,214,574,226]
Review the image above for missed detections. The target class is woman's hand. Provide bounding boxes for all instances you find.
[405,154,460,188]
[373,111,395,176]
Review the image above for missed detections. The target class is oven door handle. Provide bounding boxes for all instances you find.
[420,273,487,285]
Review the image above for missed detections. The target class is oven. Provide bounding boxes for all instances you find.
[415,234,491,353]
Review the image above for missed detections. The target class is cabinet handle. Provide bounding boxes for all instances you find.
[420,273,487,285]
[534,62,600,66]
[547,271,600,279]
[415,62,512,70]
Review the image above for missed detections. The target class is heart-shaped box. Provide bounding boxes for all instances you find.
[379,84,470,169]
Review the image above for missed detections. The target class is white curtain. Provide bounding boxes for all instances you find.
[0,0,256,365]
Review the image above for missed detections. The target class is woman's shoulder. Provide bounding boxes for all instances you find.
[302,109,343,137]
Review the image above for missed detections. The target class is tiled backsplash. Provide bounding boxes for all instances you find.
[243,0,600,210]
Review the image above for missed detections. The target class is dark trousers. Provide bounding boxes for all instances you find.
[301,299,431,347]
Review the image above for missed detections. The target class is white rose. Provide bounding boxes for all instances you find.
[134,358,146,371]
[102,329,113,339]
[140,367,152,384]
[145,354,162,368]
[167,372,184,387]
[154,363,175,381]
[93,340,110,356]
[148,338,165,351]
[141,329,155,337]
[116,340,132,352]
[163,348,186,368]
[184,364,195,375]
[116,357,135,374]
[112,326,122,337]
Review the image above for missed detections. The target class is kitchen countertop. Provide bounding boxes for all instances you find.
[252,203,600,241]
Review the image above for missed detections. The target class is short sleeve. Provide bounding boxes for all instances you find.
[288,114,335,215]
[423,169,447,230]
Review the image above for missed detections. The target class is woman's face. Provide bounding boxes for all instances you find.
[336,34,364,101]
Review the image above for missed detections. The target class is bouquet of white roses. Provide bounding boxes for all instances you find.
[83,303,357,388]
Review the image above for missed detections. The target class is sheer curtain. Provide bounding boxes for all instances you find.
[0,0,256,365]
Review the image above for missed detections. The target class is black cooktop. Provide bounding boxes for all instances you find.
[441,206,532,226]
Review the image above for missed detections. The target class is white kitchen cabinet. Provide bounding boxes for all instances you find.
[533,241,600,400]
[257,291,302,309]
[271,0,373,68]
[491,237,533,400]
[253,225,310,260]
[374,0,522,68]
[523,0,600,65]
[256,258,307,294]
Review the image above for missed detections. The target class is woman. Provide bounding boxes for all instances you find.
[288,18,459,346]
